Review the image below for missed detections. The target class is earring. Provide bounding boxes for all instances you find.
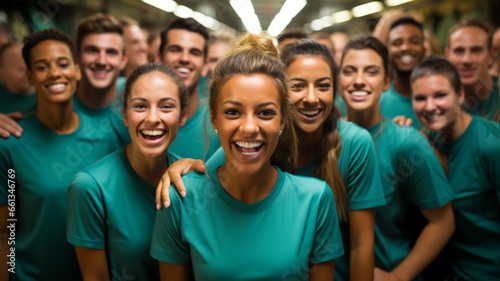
[279,129,282,136]
[214,129,218,134]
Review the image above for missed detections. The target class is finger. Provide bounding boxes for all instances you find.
[7,111,24,120]
[193,160,206,173]
[405,118,413,127]
[171,174,186,198]
[0,115,23,137]
[156,177,164,210]
[0,128,11,139]
[161,174,172,209]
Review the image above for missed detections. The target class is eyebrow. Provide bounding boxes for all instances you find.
[222,100,278,108]
[288,77,332,82]
[33,57,71,64]
[168,44,202,52]
[131,97,177,103]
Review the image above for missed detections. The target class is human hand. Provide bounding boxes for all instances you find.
[0,112,24,138]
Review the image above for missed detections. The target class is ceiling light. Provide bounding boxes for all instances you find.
[331,10,352,24]
[174,5,194,18]
[230,0,262,33]
[142,0,177,13]
[267,0,307,36]
[352,1,384,18]
[385,0,414,6]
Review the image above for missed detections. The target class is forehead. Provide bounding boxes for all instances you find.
[124,25,145,39]
[30,40,72,62]
[130,72,179,98]
[208,43,230,57]
[412,74,453,92]
[288,56,332,77]
[166,29,205,50]
[80,33,124,50]
[449,26,488,49]
[389,24,422,41]
[343,48,383,66]
[220,74,280,105]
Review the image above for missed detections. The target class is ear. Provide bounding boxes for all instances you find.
[444,47,450,58]
[26,68,34,86]
[457,86,466,105]
[75,63,81,81]
[488,47,496,66]
[211,110,217,133]
[383,75,390,92]
[179,111,187,127]
[201,58,209,77]
[120,51,129,71]
[156,51,162,64]
[122,107,128,127]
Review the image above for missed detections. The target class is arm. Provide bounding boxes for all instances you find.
[0,112,24,138]
[309,260,335,281]
[158,261,190,281]
[74,246,109,281]
[349,209,375,281]
[1,205,8,281]
[375,203,455,281]
[156,158,206,209]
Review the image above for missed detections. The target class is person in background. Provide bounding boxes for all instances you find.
[119,16,149,78]
[330,31,349,66]
[147,29,162,63]
[423,30,442,57]
[150,32,343,281]
[0,43,36,113]
[310,32,334,54]
[277,27,308,49]
[411,55,500,280]
[446,19,499,121]
[206,31,234,76]
[489,27,500,77]
[67,63,188,281]
[338,35,455,281]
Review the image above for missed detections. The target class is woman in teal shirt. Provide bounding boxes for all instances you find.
[411,55,500,280]
[66,63,189,281]
[338,36,455,281]
[150,33,344,281]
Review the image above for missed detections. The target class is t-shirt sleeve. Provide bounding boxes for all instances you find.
[66,172,107,249]
[309,183,344,264]
[399,133,454,209]
[150,185,191,265]
[346,131,386,210]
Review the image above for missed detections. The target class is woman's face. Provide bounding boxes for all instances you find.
[286,56,334,135]
[123,72,186,157]
[339,49,389,113]
[412,74,464,132]
[26,40,81,105]
[212,74,284,175]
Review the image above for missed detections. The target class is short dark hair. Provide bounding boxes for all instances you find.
[22,28,77,70]
[277,28,308,44]
[411,55,461,95]
[389,17,423,40]
[341,35,389,78]
[122,62,189,113]
[447,19,494,49]
[159,18,209,58]
[76,13,124,53]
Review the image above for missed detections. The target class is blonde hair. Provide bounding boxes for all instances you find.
[210,33,298,172]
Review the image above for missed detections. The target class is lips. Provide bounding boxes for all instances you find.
[399,55,414,63]
[46,83,68,93]
[349,90,371,101]
[298,108,322,121]
[458,69,476,78]
[140,129,167,144]
[233,140,265,160]
[91,69,110,79]
[176,67,191,78]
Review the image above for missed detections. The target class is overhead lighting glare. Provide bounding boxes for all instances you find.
[174,5,194,18]
[267,0,307,36]
[142,0,177,13]
[352,1,384,18]
[331,10,352,24]
[310,15,333,31]
[230,0,262,33]
[385,0,414,6]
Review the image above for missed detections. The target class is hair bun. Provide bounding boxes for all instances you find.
[231,33,278,58]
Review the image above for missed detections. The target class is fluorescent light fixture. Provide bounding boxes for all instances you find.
[267,0,307,36]
[230,0,262,33]
[352,1,384,18]
[331,10,352,24]
[386,0,414,6]
[174,5,194,18]
[142,0,177,13]
[310,15,333,31]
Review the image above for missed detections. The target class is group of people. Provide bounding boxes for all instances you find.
[0,9,498,281]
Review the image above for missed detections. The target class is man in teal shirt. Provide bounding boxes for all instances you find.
[380,17,425,129]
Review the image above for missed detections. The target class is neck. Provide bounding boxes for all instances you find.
[185,86,199,120]
[392,69,412,97]
[125,144,169,187]
[6,84,36,96]
[35,99,79,134]
[76,79,118,109]
[345,104,382,129]
[490,60,500,77]
[441,111,473,143]
[218,162,278,204]
[463,74,492,106]
[297,127,323,167]
[123,64,135,78]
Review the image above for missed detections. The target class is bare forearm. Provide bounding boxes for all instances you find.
[349,244,374,281]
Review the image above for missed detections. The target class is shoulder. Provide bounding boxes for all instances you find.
[338,120,373,150]
[283,172,332,198]
[473,117,500,156]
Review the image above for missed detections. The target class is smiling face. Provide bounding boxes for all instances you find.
[287,56,333,136]
[412,74,464,132]
[123,25,149,70]
[340,49,390,113]
[212,74,284,175]
[79,33,127,91]
[0,44,35,95]
[388,24,424,74]
[446,26,493,86]
[123,71,186,158]
[160,29,206,93]
[207,42,231,75]
[26,40,81,106]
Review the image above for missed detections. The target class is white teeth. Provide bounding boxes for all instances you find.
[235,141,262,148]
[141,130,165,136]
[95,71,107,74]
[426,114,440,119]
[300,110,319,116]
[400,55,413,63]
[241,151,258,156]
[177,68,190,74]
[48,83,66,90]
[352,91,368,97]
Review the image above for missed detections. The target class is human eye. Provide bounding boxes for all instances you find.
[317,83,332,90]
[258,109,278,118]
[132,103,147,110]
[436,92,449,98]
[367,67,380,75]
[224,108,240,116]
[190,49,203,56]
[289,82,305,91]
[35,64,47,71]
[392,39,402,47]
[341,68,354,75]
[413,95,426,102]
[453,48,465,55]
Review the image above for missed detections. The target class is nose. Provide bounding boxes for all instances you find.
[179,50,189,65]
[304,84,318,104]
[96,50,106,65]
[146,107,160,124]
[462,50,472,64]
[353,71,365,88]
[48,63,61,78]
[240,114,259,135]
[400,41,409,51]
[425,98,436,111]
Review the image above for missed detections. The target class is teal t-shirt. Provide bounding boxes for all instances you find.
[295,120,385,281]
[368,118,454,277]
[334,94,347,118]
[434,116,500,280]
[380,82,422,129]
[0,112,124,281]
[116,76,127,96]
[463,75,500,121]
[0,85,37,114]
[67,148,180,281]
[150,167,344,281]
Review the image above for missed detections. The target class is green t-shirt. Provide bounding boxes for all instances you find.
[380,82,422,129]
[296,120,385,281]
[434,116,500,280]
[150,167,344,281]
[0,112,123,281]
[67,148,179,281]
[463,75,500,121]
[0,85,37,114]
[368,118,454,277]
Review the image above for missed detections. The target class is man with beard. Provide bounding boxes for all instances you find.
[446,19,499,121]
[379,17,425,129]
[157,18,220,160]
